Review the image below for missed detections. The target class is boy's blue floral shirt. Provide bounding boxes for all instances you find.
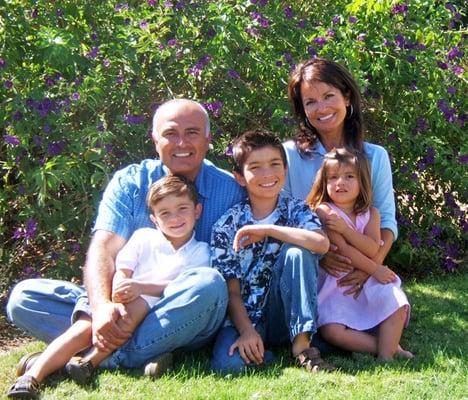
[210,193,323,325]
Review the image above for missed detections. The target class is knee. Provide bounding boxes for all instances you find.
[185,267,228,301]
[6,279,33,322]
[320,324,343,344]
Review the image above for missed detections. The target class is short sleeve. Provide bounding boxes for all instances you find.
[291,199,323,232]
[115,230,143,271]
[93,169,137,240]
[210,212,241,280]
[368,146,398,240]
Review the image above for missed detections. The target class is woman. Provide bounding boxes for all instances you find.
[283,58,398,296]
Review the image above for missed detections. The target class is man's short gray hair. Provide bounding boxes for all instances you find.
[152,99,211,137]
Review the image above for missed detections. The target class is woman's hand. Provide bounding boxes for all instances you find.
[229,327,265,365]
[337,269,369,298]
[320,244,353,277]
[112,279,142,303]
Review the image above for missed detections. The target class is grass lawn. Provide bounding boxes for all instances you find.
[1,273,466,400]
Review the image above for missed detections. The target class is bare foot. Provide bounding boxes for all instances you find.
[396,345,414,359]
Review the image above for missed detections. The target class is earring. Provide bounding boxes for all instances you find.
[347,105,354,119]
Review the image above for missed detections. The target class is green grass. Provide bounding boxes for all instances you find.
[1,273,466,400]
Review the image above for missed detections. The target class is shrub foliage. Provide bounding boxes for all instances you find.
[1,0,466,292]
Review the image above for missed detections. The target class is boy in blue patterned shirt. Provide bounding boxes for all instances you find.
[210,129,333,374]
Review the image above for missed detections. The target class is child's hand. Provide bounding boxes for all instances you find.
[229,327,265,365]
[325,212,348,234]
[112,279,142,303]
[372,265,397,284]
[233,225,268,251]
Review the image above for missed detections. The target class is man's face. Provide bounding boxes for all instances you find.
[153,102,211,181]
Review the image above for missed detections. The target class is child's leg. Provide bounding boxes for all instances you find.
[377,306,412,360]
[81,298,149,367]
[320,323,378,354]
[25,316,92,382]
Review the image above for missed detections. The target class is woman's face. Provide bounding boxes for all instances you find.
[300,80,350,140]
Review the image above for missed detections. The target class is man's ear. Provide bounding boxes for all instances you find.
[195,203,202,219]
[233,171,246,187]
[149,214,158,227]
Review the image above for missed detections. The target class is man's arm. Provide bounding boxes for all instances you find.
[84,230,130,351]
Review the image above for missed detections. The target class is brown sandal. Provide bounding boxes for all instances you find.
[295,347,336,372]
[7,375,40,399]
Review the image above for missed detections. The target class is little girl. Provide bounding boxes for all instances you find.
[307,148,412,360]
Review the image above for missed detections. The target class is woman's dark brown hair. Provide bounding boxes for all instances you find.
[288,58,365,156]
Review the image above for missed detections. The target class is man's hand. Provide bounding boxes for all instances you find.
[233,225,268,251]
[337,269,369,298]
[92,302,131,351]
[112,279,142,303]
[320,244,353,277]
[229,327,265,365]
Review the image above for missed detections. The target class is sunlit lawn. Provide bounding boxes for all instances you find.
[1,273,466,399]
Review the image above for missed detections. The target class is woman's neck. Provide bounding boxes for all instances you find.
[319,133,345,152]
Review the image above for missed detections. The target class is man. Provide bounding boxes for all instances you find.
[7,99,245,372]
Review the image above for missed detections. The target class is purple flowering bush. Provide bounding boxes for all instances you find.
[0,1,466,293]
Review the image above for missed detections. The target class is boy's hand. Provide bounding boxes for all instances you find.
[372,265,397,284]
[229,327,265,365]
[233,225,268,251]
[325,212,348,234]
[112,279,142,303]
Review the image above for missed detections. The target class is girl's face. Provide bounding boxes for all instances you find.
[326,160,360,209]
[300,80,350,139]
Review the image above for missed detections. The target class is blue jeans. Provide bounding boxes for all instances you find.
[6,267,228,369]
[211,245,319,374]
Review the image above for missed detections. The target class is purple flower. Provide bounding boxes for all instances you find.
[71,92,80,101]
[71,243,81,253]
[332,15,340,25]
[297,19,306,29]
[409,232,421,247]
[125,114,145,124]
[452,65,463,75]
[33,135,42,146]
[103,58,110,68]
[0,58,6,68]
[246,27,260,38]
[313,37,327,46]
[417,160,426,171]
[139,20,148,30]
[4,79,13,89]
[307,47,317,57]
[227,69,241,79]
[115,3,129,12]
[86,46,99,59]
[44,76,55,87]
[327,30,336,37]
[447,86,457,95]
[224,144,233,157]
[430,225,442,237]
[437,61,448,69]
[47,141,66,156]
[24,219,37,240]
[447,46,463,60]
[348,16,357,23]
[383,38,392,47]
[284,6,293,19]
[407,55,416,63]
[13,111,23,121]
[392,4,408,15]
[458,154,468,163]
[167,38,178,47]
[275,60,283,67]
[445,3,456,13]
[395,34,405,47]
[357,33,366,41]
[204,100,223,118]
[399,164,409,173]
[90,32,98,41]
[147,0,156,5]
[31,8,38,18]
[3,134,20,146]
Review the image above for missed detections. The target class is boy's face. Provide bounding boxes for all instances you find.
[149,193,202,249]
[234,146,286,203]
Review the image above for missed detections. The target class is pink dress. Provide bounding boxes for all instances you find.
[317,202,410,330]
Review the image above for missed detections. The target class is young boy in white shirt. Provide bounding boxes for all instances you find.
[8,175,209,398]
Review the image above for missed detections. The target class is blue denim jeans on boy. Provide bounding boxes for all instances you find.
[7,267,228,369]
[211,245,319,374]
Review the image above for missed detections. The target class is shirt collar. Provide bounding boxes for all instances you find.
[155,227,196,254]
[241,192,290,224]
